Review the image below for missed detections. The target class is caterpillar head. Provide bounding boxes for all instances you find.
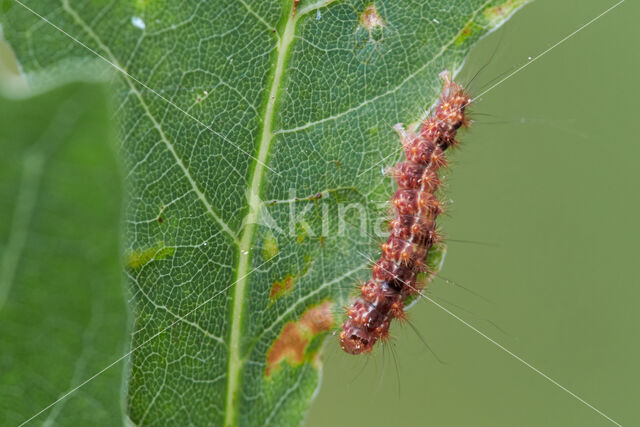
[339,325,375,355]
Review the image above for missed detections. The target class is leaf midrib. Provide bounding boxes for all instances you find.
[223,4,299,426]
[224,1,498,423]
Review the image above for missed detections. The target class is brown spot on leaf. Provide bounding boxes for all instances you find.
[266,323,306,376]
[270,275,295,300]
[265,301,334,376]
[483,0,527,26]
[269,257,313,302]
[300,301,333,334]
[455,22,477,45]
[360,4,385,29]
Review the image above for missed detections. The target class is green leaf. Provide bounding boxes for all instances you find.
[0,79,126,425]
[1,0,525,425]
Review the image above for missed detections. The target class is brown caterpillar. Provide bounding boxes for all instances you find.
[340,71,471,355]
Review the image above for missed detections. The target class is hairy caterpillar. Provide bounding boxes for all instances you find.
[340,71,471,354]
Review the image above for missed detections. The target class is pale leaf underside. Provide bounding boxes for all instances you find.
[1,0,524,424]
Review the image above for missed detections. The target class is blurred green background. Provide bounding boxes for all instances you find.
[308,0,639,426]
[1,0,637,425]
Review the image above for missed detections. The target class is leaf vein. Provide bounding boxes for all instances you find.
[130,274,226,346]
[274,0,494,135]
[58,0,244,244]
